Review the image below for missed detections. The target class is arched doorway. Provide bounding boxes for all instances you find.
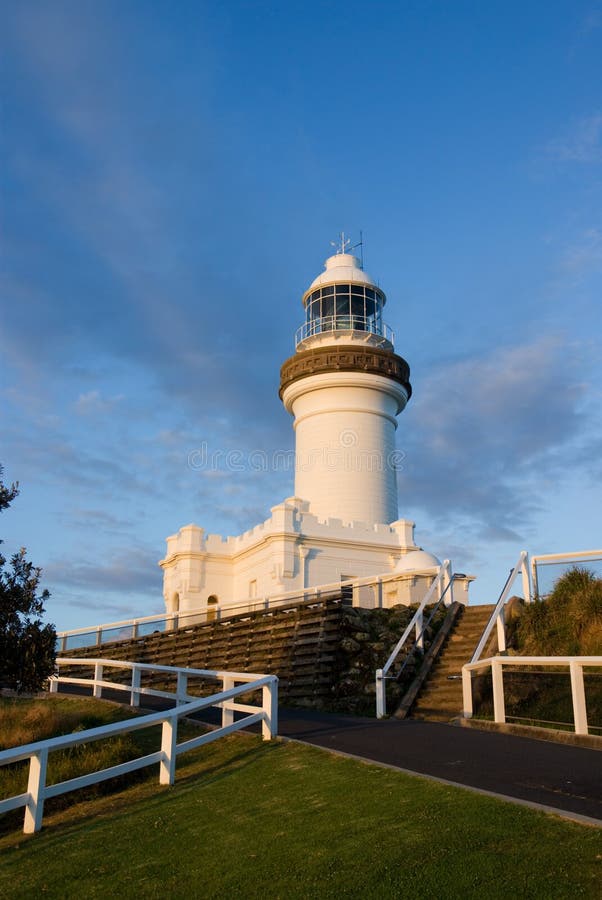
[207,594,219,622]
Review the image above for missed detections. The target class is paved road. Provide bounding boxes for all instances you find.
[60,686,602,824]
[276,708,602,824]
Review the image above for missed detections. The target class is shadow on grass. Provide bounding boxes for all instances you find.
[0,733,279,848]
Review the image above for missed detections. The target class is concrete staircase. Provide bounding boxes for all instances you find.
[410,604,496,722]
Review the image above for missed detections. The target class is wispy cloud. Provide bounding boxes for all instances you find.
[545,114,602,163]
[399,335,594,535]
[561,228,602,273]
[74,390,124,416]
[44,546,161,595]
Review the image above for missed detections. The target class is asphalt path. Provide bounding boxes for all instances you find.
[276,707,602,824]
[59,686,601,825]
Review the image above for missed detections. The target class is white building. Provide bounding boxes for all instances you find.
[160,242,473,614]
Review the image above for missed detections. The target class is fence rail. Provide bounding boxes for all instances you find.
[0,659,277,834]
[57,570,443,652]
[462,655,602,735]
[531,549,602,599]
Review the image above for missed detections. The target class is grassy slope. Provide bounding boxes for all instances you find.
[0,696,201,831]
[0,695,138,749]
[0,734,600,899]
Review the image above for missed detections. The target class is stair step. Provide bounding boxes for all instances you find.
[405,603,495,722]
[417,687,463,700]
[412,707,460,719]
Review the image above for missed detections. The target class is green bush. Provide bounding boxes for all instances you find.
[513,567,602,656]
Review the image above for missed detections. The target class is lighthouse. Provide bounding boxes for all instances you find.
[160,238,473,615]
[280,239,412,525]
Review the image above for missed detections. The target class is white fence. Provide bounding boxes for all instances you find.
[375,561,454,718]
[462,656,602,735]
[470,548,602,667]
[56,570,435,652]
[0,659,278,834]
[531,549,602,599]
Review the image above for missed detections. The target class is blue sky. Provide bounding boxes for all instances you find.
[2,0,601,631]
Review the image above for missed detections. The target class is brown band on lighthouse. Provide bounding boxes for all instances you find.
[279,344,412,399]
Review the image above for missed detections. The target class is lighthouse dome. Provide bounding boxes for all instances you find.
[303,253,381,300]
[394,549,441,572]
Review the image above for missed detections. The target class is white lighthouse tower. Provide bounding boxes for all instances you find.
[280,238,411,525]
[160,238,474,615]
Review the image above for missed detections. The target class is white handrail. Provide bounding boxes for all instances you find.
[470,551,531,665]
[375,561,452,718]
[462,655,602,735]
[531,549,602,599]
[57,569,449,651]
[0,660,278,834]
[295,316,395,347]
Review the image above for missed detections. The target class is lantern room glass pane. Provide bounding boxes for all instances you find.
[336,296,350,316]
[350,297,364,317]
[321,296,334,318]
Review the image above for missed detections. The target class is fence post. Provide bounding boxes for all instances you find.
[462,666,473,718]
[96,627,102,647]
[491,660,506,724]
[93,663,103,699]
[530,555,539,601]
[176,671,188,706]
[262,678,278,740]
[496,608,506,653]
[222,676,235,727]
[521,553,532,603]
[569,660,588,735]
[446,566,455,607]
[132,621,139,640]
[376,669,386,718]
[415,611,424,650]
[24,748,48,833]
[159,718,177,785]
[130,666,141,707]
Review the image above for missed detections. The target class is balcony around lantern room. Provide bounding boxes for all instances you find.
[295,283,394,351]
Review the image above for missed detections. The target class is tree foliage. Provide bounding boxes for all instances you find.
[0,466,56,691]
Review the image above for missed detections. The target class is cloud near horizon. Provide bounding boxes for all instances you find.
[398,334,595,535]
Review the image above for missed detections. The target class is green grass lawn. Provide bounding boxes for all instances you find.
[0,727,600,899]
